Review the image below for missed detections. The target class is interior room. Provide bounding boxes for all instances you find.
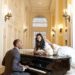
[0,0,75,75]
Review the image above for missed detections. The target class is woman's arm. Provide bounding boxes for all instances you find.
[34,48,47,56]
[34,48,39,55]
[44,40,54,56]
[45,39,55,50]
[45,44,54,56]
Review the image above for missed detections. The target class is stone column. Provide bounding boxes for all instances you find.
[71,0,75,49]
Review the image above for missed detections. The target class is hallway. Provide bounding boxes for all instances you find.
[0,0,75,75]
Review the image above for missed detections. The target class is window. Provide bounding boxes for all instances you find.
[32,17,48,27]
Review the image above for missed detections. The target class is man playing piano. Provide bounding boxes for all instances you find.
[2,39,30,75]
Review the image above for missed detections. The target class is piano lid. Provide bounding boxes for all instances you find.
[21,54,71,60]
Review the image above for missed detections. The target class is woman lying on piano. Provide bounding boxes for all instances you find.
[34,33,54,56]
[34,33,75,57]
[34,33,75,74]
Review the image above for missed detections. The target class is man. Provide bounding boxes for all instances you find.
[2,39,30,75]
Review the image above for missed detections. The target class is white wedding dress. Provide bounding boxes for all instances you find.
[53,44,75,75]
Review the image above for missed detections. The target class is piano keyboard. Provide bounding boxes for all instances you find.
[28,67,47,74]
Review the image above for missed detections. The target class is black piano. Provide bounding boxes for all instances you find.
[20,54,71,75]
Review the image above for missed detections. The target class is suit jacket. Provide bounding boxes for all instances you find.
[2,48,24,75]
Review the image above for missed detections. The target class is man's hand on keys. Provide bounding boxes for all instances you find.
[22,65,29,71]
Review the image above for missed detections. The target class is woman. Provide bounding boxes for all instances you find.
[34,33,53,56]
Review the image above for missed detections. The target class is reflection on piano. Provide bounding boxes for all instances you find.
[20,54,71,75]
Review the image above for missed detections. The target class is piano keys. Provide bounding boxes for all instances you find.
[20,54,71,75]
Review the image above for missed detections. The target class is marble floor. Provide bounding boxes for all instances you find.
[66,67,75,75]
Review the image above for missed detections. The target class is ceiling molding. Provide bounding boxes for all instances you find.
[30,0,51,12]
[24,0,55,13]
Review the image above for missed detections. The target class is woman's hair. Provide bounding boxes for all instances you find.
[35,33,45,50]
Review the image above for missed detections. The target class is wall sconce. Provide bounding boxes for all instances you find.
[5,12,12,22]
[65,27,68,32]
[2,5,12,22]
[51,27,56,37]
[24,28,27,32]
[52,27,56,32]
[23,25,28,32]
[63,8,71,22]
[65,40,68,45]
[58,24,63,33]
[51,31,55,37]
[60,28,62,33]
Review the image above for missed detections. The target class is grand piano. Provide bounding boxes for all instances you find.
[20,54,71,75]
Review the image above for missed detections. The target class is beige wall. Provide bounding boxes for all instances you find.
[0,0,27,64]
[50,0,71,46]
[3,0,26,51]
[23,1,32,49]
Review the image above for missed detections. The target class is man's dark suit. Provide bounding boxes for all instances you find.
[2,48,30,75]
